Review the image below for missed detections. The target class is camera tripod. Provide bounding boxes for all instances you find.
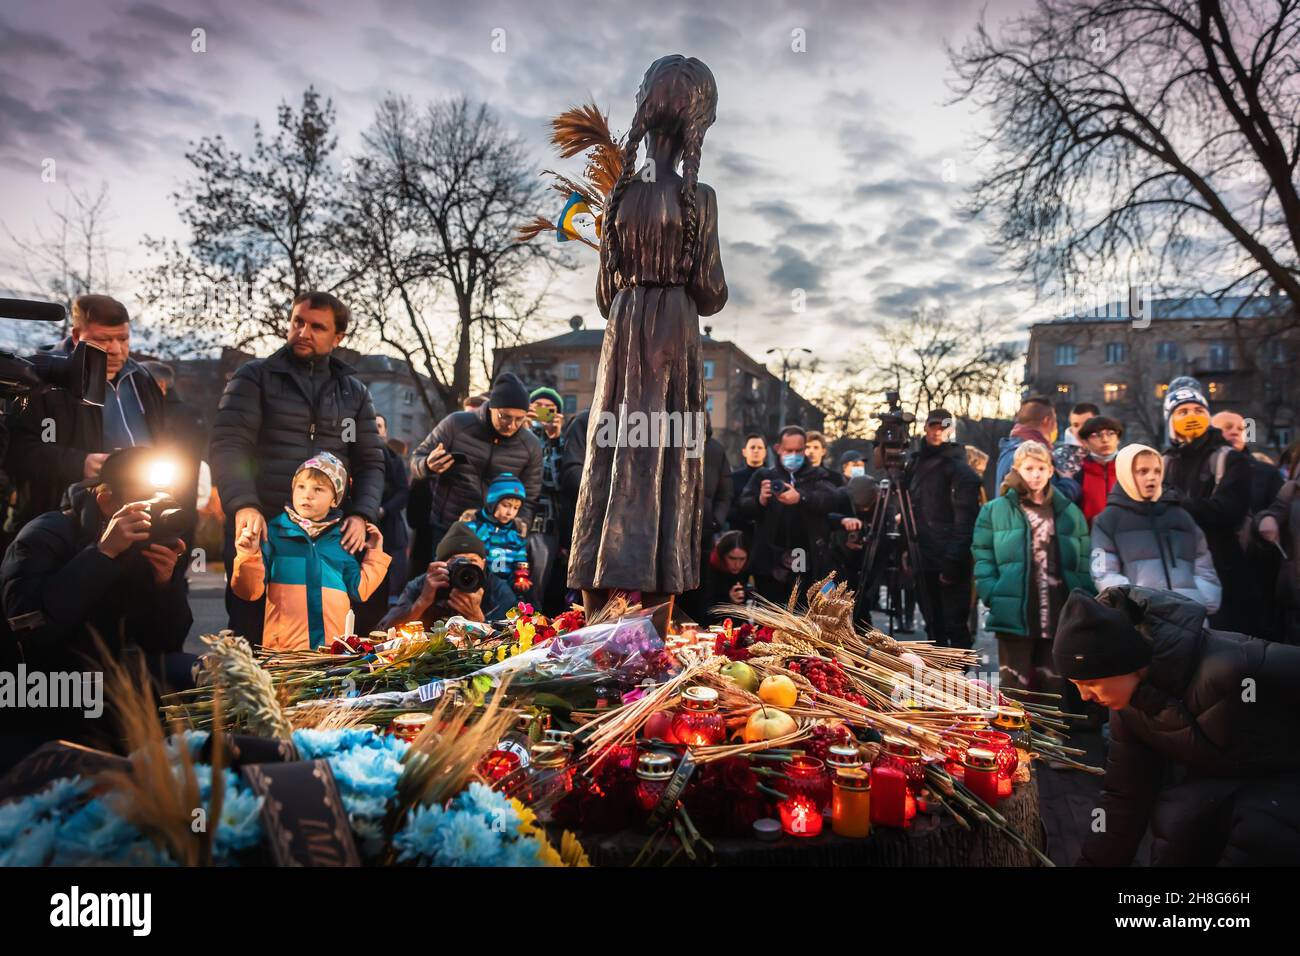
[852,465,934,637]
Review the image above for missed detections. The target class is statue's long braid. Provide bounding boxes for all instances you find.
[602,116,646,284]
[676,113,707,282]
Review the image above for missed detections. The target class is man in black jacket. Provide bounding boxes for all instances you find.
[1055,586,1300,866]
[727,432,768,545]
[5,295,166,529]
[410,372,542,558]
[1161,377,1255,634]
[210,292,386,644]
[739,425,843,604]
[0,447,194,771]
[904,409,982,648]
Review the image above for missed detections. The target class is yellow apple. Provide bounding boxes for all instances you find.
[744,706,797,742]
[758,674,799,709]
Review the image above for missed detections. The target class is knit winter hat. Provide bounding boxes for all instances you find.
[485,472,526,508]
[1053,588,1153,681]
[489,372,531,411]
[1163,374,1209,423]
[529,385,563,408]
[436,521,487,561]
[294,451,347,505]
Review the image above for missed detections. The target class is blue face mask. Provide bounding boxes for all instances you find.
[849,465,865,478]
[781,453,805,472]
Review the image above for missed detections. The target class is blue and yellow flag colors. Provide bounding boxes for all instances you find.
[555,191,600,244]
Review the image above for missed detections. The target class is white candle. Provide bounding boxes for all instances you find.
[344,609,355,637]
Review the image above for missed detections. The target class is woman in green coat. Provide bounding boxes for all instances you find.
[972,441,1094,693]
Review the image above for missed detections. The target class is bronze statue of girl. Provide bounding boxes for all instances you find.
[569,54,728,614]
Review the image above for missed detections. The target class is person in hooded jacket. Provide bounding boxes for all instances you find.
[1055,586,1300,866]
[1160,376,1254,634]
[410,372,543,561]
[973,441,1093,694]
[1090,444,1220,611]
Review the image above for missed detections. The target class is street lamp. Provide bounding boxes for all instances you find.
[767,346,812,430]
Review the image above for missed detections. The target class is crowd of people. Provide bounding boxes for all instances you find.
[1,290,1298,864]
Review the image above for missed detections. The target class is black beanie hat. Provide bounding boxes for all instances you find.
[436,522,487,561]
[1053,588,1153,681]
[489,372,531,412]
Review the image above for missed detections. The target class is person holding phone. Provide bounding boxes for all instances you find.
[410,372,542,566]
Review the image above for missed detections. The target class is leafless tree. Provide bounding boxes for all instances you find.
[861,308,1023,421]
[1,182,116,341]
[137,88,359,355]
[337,96,570,414]
[950,0,1300,346]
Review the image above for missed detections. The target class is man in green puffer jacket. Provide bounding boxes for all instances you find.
[973,440,1093,694]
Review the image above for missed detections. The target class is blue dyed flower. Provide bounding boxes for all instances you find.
[327,747,404,799]
[433,809,501,866]
[0,817,56,866]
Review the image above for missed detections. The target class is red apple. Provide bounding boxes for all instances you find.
[643,710,679,743]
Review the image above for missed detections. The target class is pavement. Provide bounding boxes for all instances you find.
[183,567,230,656]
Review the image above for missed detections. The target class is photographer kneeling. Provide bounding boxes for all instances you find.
[379,523,515,628]
[0,447,194,767]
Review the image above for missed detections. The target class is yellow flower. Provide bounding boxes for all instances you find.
[559,830,591,867]
[496,645,508,662]
[517,621,535,642]
[481,650,491,664]
[511,799,540,836]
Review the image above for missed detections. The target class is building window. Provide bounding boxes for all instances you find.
[703,360,715,380]
[1055,382,1074,401]
[563,394,577,414]
[1207,380,1226,401]
[1105,342,1128,364]
[1054,344,1078,366]
[402,389,415,405]
[400,413,414,432]
[1154,383,1169,399]
[563,362,580,381]
[1155,341,1178,362]
[1264,339,1289,365]
[1206,342,1231,368]
[1103,382,1128,404]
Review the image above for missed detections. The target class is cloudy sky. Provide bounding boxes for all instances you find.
[0,0,1042,367]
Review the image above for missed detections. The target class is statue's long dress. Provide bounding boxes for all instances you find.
[568,178,728,594]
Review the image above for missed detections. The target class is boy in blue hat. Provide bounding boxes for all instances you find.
[465,472,531,594]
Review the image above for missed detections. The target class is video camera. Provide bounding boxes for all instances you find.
[872,390,915,470]
[0,299,107,409]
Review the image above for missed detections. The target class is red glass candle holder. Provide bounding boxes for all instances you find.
[963,747,1002,806]
[478,749,521,782]
[974,729,1018,786]
[670,686,726,747]
[779,794,824,837]
[634,752,675,814]
[869,763,909,828]
[873,736,925,799]
[784,755,831,812]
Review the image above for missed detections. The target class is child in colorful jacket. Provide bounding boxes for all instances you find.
[464,472,531,594]
[232,452,390,650]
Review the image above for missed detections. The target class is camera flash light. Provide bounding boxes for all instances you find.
[148,459,176,489]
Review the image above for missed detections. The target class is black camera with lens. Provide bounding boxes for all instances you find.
[873,390,915,470]
[446,556,486,593]
[146,494,188,546]
[770,478,788,495]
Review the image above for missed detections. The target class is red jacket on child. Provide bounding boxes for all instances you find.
[1080,456,1118,525]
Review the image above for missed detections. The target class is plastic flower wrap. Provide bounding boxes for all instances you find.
[431,610,677,703]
